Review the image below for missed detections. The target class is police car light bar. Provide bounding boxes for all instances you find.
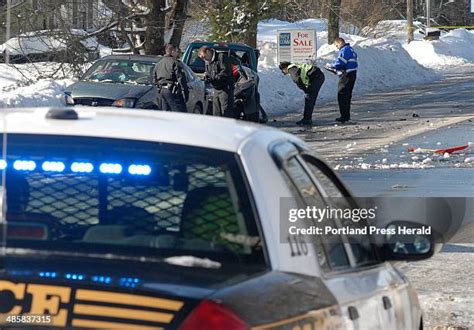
[1,159,152,176]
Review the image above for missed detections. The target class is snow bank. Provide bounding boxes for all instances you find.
[404,29,474,68]
[257,19,439,115]
[363,20,425,41]
[0,79,72,108]
[0,29,111,56]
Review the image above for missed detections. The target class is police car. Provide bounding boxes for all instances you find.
[0,108,433,329]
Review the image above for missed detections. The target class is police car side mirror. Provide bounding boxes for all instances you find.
[379,221,436,262]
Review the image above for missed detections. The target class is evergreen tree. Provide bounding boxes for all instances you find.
[207,0,283,47]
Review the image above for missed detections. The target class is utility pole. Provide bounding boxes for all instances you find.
[407,0,414,43]
[426,0,431,29]
[5,0,11,64]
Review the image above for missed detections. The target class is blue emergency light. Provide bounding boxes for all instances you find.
[2,159,152,176]
[71,162,94,173]
[42,161,66,172]
[13,160,36,171]
[99,163,123,174]
[128,164,152,176]
[66,273,86,281]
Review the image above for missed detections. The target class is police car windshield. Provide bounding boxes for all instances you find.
[82,59,156,85]
[2,135,265,269]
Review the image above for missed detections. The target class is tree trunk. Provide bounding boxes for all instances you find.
[243,0,258,48]
[144,0,166,55]
[167,0,188,49]
[327,0,341,44]
[244,19,258,48]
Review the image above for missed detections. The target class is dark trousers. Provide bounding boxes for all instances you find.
[159,88,187,113]
[303,70,325,120]
[337,71,357,120]
[213,86,234,118]
[243,112,259,123]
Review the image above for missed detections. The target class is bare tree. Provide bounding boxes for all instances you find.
[167,0,189,49]
[0,0,190,82]
[143,0,168,55]
[327,0,341,43]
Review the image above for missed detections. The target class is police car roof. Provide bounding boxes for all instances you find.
[0,108,280,153]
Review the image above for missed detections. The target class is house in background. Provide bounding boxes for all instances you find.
[0,0,100,40]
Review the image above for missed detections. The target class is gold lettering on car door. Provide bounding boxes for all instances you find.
[27,284,70,326]
[0,281,26,314]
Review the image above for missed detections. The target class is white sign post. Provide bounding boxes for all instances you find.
[277,29,317,64]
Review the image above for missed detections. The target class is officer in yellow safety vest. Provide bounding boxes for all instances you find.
[279,61,325,126]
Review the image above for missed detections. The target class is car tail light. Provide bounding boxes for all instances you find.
[7,224,47,239]
[179,300,249,330]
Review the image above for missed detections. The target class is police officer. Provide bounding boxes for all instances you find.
[154,44,189,112]
[198,46,234,118]
[279,61,325,126]
[325,38,358,123]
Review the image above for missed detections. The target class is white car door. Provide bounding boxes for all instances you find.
[299,154,411,330]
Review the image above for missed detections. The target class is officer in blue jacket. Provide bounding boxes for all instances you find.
[325,38,358,123]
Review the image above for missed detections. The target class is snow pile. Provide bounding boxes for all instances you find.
[0,29,111,57]
[362,20,425,41]
[257,19,439,115]
[404,29,474,68]
[364,21,474,69]
[0,79,72,108]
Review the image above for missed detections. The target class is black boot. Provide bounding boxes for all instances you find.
[296,118,313,126]
[336,117,349,123]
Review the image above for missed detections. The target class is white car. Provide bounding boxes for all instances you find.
[0,108,433,329]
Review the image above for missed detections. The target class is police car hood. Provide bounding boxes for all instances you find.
[66,81,153,100]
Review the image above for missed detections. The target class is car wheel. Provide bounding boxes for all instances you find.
[193,103,203,114]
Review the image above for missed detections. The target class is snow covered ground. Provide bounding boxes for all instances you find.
[0,63,75,108]
[400,246,474,328]
[256,19,474,115]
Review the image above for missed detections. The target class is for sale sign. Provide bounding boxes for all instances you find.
[277,29,317,64]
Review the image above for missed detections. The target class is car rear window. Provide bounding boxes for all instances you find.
[1,134,265,271]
